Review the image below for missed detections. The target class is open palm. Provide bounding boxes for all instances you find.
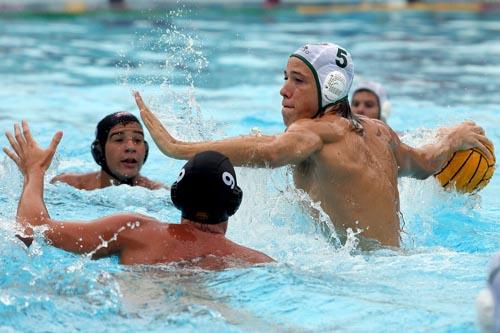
[3,121,63,176]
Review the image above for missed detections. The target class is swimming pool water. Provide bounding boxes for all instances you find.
[0,7,499,333]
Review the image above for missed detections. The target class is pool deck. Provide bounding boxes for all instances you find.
[1,0,500,14]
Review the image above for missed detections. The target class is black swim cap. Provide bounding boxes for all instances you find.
[91,111,149,185]
[171,151,243,224]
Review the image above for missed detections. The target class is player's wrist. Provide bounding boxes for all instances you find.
[25,167,46,178]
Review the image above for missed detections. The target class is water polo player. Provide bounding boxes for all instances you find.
[51,112,164,190]
[351,81,392,123]
[4,122,272,269]
[135,42,492,248]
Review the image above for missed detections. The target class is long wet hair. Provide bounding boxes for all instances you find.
[317,97,364,134]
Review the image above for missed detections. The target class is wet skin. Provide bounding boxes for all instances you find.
[104,122,146,180]
[134,57,493,247]
[3,121,273,269]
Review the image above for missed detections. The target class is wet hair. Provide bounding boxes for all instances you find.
[316,97,364,134]
[171,151,243,224]
[91,112,149,185]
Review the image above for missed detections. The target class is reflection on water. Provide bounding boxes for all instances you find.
[117,266,307,333]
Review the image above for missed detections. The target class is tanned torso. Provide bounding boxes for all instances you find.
[132,91,493,248]
[292,114,400,247]
[112,219,273,269]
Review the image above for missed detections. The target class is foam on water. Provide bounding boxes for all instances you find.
[0,8,499,333]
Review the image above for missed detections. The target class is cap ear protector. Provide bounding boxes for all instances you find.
[91,140,104,166]
[169,168,185,210]
[322,70,349,107]
[170,163,243,224]
[91,139,149,166]
[227,186,243,216]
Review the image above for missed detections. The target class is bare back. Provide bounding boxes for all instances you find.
[292,114,400,246]
[118,219,273,269]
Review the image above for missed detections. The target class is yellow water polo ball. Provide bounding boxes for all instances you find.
[434,142,495,193]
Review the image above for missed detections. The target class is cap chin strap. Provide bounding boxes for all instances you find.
[101,162,135,186]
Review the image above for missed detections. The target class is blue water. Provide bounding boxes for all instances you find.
[1,7,499,333]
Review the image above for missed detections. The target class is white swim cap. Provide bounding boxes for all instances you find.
[476,253,500,333]
[353,81,392,121]
[291,43,354,111]
[490,253,500,333]
[476,289,494,333]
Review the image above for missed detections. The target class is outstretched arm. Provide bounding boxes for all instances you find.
[42,213,156,258]
[393,121,494,179]
[3,121,157,256]
[134,91,323,167]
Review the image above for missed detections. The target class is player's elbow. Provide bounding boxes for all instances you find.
[261,145,288,168]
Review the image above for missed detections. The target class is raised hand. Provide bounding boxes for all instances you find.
[133,91,176,157]
[3,121,63,176]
